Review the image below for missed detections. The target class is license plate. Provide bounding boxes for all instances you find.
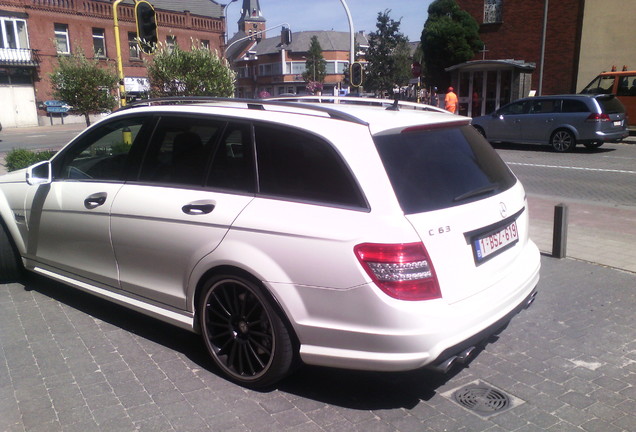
[614,120,622,127]
[473,221,519,263]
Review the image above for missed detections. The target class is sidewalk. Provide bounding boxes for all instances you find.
[527,195,636,273]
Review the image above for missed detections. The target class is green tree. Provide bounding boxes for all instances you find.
[364,10,410,95]
[302,35,327,88]
[49,49,118,126]
[146,43,235,97]
[421,0,483,89]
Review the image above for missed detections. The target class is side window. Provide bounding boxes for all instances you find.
[254,124,366,208]
[207,122,255,193]
[56,117,146,181]
[617,76,636,96]
[138,116,223,186]
[562,99,590,113]
[529,99,559,114]
[499,101,526,115]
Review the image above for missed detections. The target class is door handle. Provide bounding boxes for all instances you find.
[84,192,107,209]
[182,203,215,215]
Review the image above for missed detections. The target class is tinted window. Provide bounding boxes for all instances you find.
[499,101,527,115]
[374,125,517,214]
[255,124,366,208]
[139,116,223,186]
[561,99,589,113]
[596,95,626,114]
[56,117,146,181]
[529,99,559,114]
[206,122,255,193]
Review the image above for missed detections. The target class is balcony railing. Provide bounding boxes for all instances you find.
[0,48,39,66]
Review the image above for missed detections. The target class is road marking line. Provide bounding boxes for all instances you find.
[507,162,636,174]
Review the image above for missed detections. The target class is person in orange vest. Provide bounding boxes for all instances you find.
[445,87,458,114]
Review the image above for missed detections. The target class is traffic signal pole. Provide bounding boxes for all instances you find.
[113,0,126,107]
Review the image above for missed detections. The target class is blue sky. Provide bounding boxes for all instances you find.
[225,0,434,42]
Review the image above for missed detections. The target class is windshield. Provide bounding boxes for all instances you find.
[373,125,517,214]
[581,75,615,95]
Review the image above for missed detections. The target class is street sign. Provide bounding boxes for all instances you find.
[44,100,66,107]
[46,106,70,113]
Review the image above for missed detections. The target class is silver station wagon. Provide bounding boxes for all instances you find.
[472,94,628,152]
[0,97,540,388]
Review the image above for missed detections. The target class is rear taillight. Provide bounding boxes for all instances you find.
[586,113,611,122]
[354,242,441,301]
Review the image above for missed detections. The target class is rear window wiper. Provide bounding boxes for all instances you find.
[453,184,497,202]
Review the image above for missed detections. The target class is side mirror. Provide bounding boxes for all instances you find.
[26,161,52,185]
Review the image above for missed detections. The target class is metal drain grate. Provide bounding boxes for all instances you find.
[453,386,511,414]
[441,380,523,417]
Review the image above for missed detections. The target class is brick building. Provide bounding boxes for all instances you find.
[226,0,367,98]
[449,0,635,117]
[0,0,225,127]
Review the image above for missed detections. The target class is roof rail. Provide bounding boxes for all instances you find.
[117,96,370,126]
[267,95,448,113]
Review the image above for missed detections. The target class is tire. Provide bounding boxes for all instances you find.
[0,221,23,283]
[199,274,295,388]
[550,129,576,152]
[583,141,604,150]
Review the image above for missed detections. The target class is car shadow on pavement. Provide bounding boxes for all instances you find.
[21,272,503,409]
[491,142,616,154]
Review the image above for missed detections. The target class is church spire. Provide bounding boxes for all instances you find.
[238,0,266,38]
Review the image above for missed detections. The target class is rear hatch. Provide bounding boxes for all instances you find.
[373,124,530,304]
[595,94,628,132]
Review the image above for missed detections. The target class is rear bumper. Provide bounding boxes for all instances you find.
[290,241,541,372]
[590,129,629,143]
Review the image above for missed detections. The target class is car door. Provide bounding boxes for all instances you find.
[520,99,560,143]
[489,100,528,142]
[23,115,150,288]
[110,116,255,309]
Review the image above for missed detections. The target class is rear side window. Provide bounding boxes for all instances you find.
[374,125,517,214]
[596,95,625,114]
[254,124,366,208]
[561,99,589,113]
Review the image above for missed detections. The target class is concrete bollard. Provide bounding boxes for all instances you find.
[552,203,568,259]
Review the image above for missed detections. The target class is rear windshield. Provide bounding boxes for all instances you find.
[373,125,517,214]
[596,95,625,114]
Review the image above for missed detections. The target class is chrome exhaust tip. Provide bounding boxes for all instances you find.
[456,346,476,364]
[429,355,457,373]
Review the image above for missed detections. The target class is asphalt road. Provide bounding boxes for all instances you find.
[496,142,636,208]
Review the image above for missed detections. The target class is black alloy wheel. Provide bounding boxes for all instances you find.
[199,274,294,388]
[550,129,576,152]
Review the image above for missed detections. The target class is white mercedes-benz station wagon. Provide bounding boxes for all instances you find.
[0,97,540,388]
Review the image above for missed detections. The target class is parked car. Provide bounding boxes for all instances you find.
[0,97,540,388]
[472,94,628,152]
[580,67,636,130]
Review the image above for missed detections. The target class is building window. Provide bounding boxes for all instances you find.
[92,28,106,58]
[1,18,29,49]
[484,0,503,24]
[166,35,177,52]
[200,39,210,50]
[54,23,70,54]
[128,32,140,59]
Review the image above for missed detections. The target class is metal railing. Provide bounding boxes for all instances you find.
[0,48,39,66]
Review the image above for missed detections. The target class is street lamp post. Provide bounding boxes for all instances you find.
[222,0,238,45]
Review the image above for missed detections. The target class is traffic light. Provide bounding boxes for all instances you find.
[350,62,363,87]
[135,0,158,54]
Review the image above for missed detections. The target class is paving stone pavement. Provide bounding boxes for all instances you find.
[1,255,635,432]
